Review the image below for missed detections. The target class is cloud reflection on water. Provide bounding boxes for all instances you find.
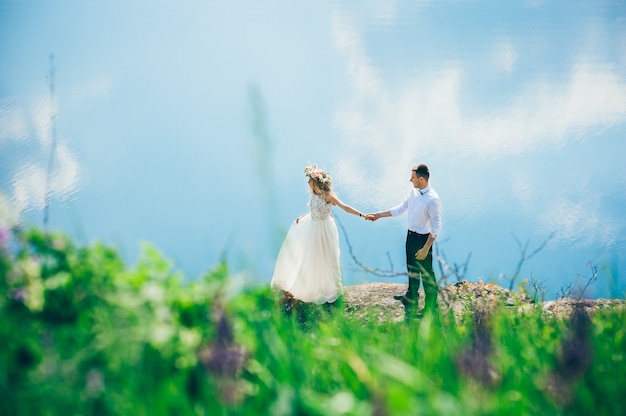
[1,0,624,298]
[330,4,626,253]
[0,95,81,219]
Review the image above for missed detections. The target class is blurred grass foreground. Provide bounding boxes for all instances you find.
[1,228,625,415]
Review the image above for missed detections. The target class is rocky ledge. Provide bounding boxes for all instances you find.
[341,281,626,322]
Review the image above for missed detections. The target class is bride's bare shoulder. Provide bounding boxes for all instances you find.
[325,191,340,204]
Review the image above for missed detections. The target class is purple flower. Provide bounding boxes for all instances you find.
[0,227,9,251]
[9,288,28,302]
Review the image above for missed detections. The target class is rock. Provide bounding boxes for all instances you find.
[341,282,407,322]
[541,298,626,317]
[341,281,625,322]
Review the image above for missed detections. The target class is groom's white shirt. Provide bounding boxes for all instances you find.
[389,185,441,236]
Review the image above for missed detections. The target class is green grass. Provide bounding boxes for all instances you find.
[1,228,624,415]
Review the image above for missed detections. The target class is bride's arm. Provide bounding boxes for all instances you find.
[326,192,365,219]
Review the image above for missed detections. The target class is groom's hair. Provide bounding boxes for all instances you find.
[413,164,430,180]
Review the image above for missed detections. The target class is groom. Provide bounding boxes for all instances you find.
[367,164,441,316]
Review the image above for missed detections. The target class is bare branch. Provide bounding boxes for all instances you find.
[529,274,547,303]
[576,262,598,300]
[437,247,472,284]
[385,251,395,271]
[557,283,575,300]
[506,231,556,290]
[335,216,407,278]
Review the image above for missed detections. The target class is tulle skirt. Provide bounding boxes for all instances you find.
[271,213,342,304]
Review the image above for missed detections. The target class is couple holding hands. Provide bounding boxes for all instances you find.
[271,163,441,317]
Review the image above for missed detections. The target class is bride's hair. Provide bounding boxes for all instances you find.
[311,174,332,193]
[304,164,332,192]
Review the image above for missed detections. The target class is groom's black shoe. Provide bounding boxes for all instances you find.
[394,294,408,302]
[394,295,417,307]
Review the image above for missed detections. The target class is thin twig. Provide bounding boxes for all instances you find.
[437,246,471,283]
[507,231,556,290]
[577,262,598,300]
[335,216,407,278]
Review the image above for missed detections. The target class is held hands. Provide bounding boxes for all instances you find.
[365,213,378,222]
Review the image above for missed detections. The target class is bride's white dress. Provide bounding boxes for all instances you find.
[271,192,342,304]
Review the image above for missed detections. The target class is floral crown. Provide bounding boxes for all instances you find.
[304,164,332,187]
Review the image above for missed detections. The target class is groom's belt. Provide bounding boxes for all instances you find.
[408,230,429,236]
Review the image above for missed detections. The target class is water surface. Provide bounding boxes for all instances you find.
[1,0,625,298]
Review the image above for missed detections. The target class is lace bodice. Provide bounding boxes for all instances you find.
[308,193,332,220]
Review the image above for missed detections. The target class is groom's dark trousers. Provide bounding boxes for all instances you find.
[405,230,438,313]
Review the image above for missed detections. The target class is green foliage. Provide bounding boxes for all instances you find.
[1,228,625,415]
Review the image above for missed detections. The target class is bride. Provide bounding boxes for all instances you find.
[271,164,367,304]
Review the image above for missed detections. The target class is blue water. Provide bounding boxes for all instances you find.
[1,0,625,299]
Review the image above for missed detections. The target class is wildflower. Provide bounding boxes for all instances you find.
[85,369,105,397]
[557,302,593,380]
[198,306,249,404]
[199,306,248,377]
[454,307,501,387]
[0,226,9,251]
[545,302,593,407]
